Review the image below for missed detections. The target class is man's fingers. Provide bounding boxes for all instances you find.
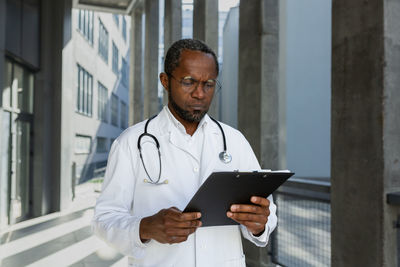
[164,219,202,228]
[227,212,267,223]
[250,196,270,207]
[178,212,202,221]
[230,204,267,215]
[165,208,201,221]
[165,227,197,237]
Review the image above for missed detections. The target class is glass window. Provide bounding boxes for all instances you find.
[77,64,93,116]
[120,101,127,129]
[113,14,119,27]
[122,16,127,41]
[96,137,108,153]
[78,10,94,45]
[112,42,119,74]
[75,135,91,154]
[121,58,128,87]
[98,20,109,63]
[97,82,108,122]
[111,94,118,127]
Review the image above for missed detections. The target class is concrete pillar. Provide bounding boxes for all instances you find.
[0,0,5,107]
[31,0,72,215]
[129,7,144,125]
[238,0,281,266]
[331,0,400,266]
[163,0,182,105]
[144,0,160,118]
[59,0,73,210]
[193,0,219,119]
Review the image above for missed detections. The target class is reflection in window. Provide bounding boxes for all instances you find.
[122,16,127,41]
[77,64,93,116]
[111,94,119,127]
[120,100,127,129]
[112,42,119,74]
[98,20,109,63]
[96,137,108,153]
[113,14,119,27]
[78,10,94,44]
[121,58,128,87]
[75,135,91,154]
[98,82,108,122]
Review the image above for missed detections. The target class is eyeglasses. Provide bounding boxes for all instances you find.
[168,74,221,94]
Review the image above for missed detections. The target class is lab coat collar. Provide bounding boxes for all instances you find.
[156,106,221,168]
[157,106,220,136]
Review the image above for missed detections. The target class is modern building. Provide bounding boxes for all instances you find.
[69,10,130,184]
[0,1,130,230]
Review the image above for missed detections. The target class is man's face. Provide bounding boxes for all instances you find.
[162,50,217,123]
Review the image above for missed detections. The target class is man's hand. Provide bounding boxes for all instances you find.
[227,196,270,236]
[140,207,202,244]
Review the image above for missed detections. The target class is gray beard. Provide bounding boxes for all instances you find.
[168,87,208,123]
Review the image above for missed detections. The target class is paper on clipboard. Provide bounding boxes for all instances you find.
[183,171,294,227]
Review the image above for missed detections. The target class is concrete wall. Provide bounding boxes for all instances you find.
[331,0,400,265]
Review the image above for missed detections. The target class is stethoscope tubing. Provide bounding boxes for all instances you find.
[138,114,230,185]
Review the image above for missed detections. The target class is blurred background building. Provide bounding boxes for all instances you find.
[0,0,399,266]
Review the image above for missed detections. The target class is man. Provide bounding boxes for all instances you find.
[92,39,277,267]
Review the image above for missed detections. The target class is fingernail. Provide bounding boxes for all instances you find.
[227,212,233,217]
[251,197,257,202]
[197,212,201,218]
[231,205,237,211]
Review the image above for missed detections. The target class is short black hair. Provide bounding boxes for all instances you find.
[164,39,219,76]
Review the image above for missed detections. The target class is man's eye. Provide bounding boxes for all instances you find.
[182,79,195,87]
[205,81,216,88]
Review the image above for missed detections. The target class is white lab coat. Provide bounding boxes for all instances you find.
[92,107,277,267]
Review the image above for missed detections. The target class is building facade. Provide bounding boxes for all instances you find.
[70,9,130,184]
[0,0,130,231]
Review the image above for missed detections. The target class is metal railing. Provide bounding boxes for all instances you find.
[271,177,331,267]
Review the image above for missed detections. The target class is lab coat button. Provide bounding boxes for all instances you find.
[194,167,199,172]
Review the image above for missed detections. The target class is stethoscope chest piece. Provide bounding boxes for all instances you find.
[219,151,232,164]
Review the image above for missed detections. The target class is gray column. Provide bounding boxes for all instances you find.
[144,0,160,118]
[163,0,182,105]
[0,0,5,106]
[193,0,219,119]
[193,0,218,53]
[32,0,71,215]
[238,1,281,266]
[238,0,282,169]
[331,0,400,266]
[129,7,144,125]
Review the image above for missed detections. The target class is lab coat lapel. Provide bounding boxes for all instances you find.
[199,118,220,184]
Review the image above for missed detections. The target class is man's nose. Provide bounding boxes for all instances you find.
[191,82,206,98]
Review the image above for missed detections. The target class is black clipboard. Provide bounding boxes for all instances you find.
[183,171,294,227]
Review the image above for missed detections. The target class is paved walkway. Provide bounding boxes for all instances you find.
[0,182,128,267]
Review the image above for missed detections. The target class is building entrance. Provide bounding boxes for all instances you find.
[0,59,34,228]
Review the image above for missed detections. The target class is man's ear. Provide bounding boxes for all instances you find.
[159,72,169,92]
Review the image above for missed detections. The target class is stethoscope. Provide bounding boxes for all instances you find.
[138,114,232,185]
